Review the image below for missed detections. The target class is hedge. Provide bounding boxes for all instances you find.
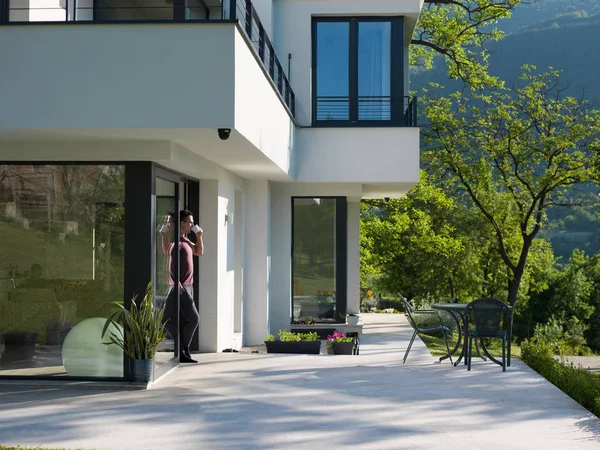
[521,340,600,417]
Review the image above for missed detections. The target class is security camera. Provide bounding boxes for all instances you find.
[218,128,231,141]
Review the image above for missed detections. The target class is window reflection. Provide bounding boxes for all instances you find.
[359,22,391,120]
[316,22,350,121]
[0,165,125,378]
[292,198,337,323]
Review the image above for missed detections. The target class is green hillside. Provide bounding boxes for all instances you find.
[412,0,600,260]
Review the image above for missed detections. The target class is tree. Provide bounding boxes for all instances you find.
[361,171,507,301]
[411,0,522,87]
[422,66,600,307]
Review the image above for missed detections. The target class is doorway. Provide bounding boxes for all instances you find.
[153,167,199,380]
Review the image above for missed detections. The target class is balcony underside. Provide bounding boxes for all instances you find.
[0,128,293,181]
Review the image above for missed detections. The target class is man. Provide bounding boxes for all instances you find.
[160,210,204,363]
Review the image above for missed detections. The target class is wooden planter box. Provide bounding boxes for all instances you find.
[264,340,321,354]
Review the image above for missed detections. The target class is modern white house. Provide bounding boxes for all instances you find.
[0,0,421,382]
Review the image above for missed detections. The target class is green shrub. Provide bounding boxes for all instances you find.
[521,339,600,417]
[272,330,319,342]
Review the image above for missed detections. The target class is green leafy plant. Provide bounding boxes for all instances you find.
[265,334,275,342]
[522,339,600,417]
[268,330,319,342]
[101,282,167,360]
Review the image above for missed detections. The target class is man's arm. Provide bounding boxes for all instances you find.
[193,228,204,257]
[160,230,171,255]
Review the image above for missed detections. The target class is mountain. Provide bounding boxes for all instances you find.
[412,0,600,260]
[412,0,600,103]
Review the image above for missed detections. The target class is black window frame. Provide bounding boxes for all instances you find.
[291,196,347,324]
[311,16,405,127]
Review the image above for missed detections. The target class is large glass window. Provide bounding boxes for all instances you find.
[0,165,125,378]
[292,198,347,323]
[315,22,350,121]
[312,17,404,126]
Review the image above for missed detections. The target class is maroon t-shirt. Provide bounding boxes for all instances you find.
[169,237,194,286]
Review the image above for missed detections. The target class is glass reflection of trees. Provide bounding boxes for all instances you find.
[0,165,125,375]
[292,198,337,321]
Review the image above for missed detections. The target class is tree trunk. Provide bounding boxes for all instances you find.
[507,237,533,307]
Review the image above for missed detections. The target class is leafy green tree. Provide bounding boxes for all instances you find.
[412,0,521,87]
[360,171,513,302]
[422,67,600,307]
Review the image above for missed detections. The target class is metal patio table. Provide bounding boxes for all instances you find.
[432,302,514,367]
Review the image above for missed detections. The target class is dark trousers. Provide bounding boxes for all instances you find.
[163,285,199,352]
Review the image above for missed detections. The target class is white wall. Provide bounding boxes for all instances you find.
[234,31,295,175]
[269,182,363,335]
[251,0,274,37]
[197,168,246,352]
[273,0,423,126]
[0,24,235,129]
[295,127,420,184]
[346,200,361,314]
[197,179,220,352]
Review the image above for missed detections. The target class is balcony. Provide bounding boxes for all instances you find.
[0,0,295,117]
[314,95,418,127]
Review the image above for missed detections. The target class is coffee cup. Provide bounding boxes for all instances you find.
[192,225,201,233]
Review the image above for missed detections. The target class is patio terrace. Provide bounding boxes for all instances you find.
[0,313,599,449]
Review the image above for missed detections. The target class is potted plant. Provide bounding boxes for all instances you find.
[327,331,355,355]
[264,330,321,354]
[101,282,167,383]
[345,313,361,326]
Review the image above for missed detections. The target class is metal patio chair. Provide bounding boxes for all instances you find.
[467,297,510,372]
[399,295,453,365]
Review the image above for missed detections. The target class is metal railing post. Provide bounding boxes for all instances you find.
[229,0,237,20]
[245,0,252,38]
[258,23,265,61]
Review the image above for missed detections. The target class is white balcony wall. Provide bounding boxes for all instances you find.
[295,127,419,194]
[0,23,295,180]
[0,24,235,129]
[273,0,423,126]
[234,31,295,175]
[0,24,235,128]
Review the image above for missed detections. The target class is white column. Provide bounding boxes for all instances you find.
[347,200,361,314]
[244,180,270,345]
[197,180,219,352]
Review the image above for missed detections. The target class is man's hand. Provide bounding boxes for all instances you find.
[160,216,172,235]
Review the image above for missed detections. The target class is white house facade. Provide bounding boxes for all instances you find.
[0,0,421,382]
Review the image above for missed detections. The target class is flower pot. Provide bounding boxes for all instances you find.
[265,340,321,354]
[346,315,360,326]
[130,358,153,383]
[1,332,38,362]
[332,341,355,355]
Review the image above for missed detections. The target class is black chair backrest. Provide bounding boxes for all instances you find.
[469,297,509,337]
[399,295,417,326]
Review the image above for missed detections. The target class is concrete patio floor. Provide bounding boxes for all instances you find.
[0,313,599,450]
